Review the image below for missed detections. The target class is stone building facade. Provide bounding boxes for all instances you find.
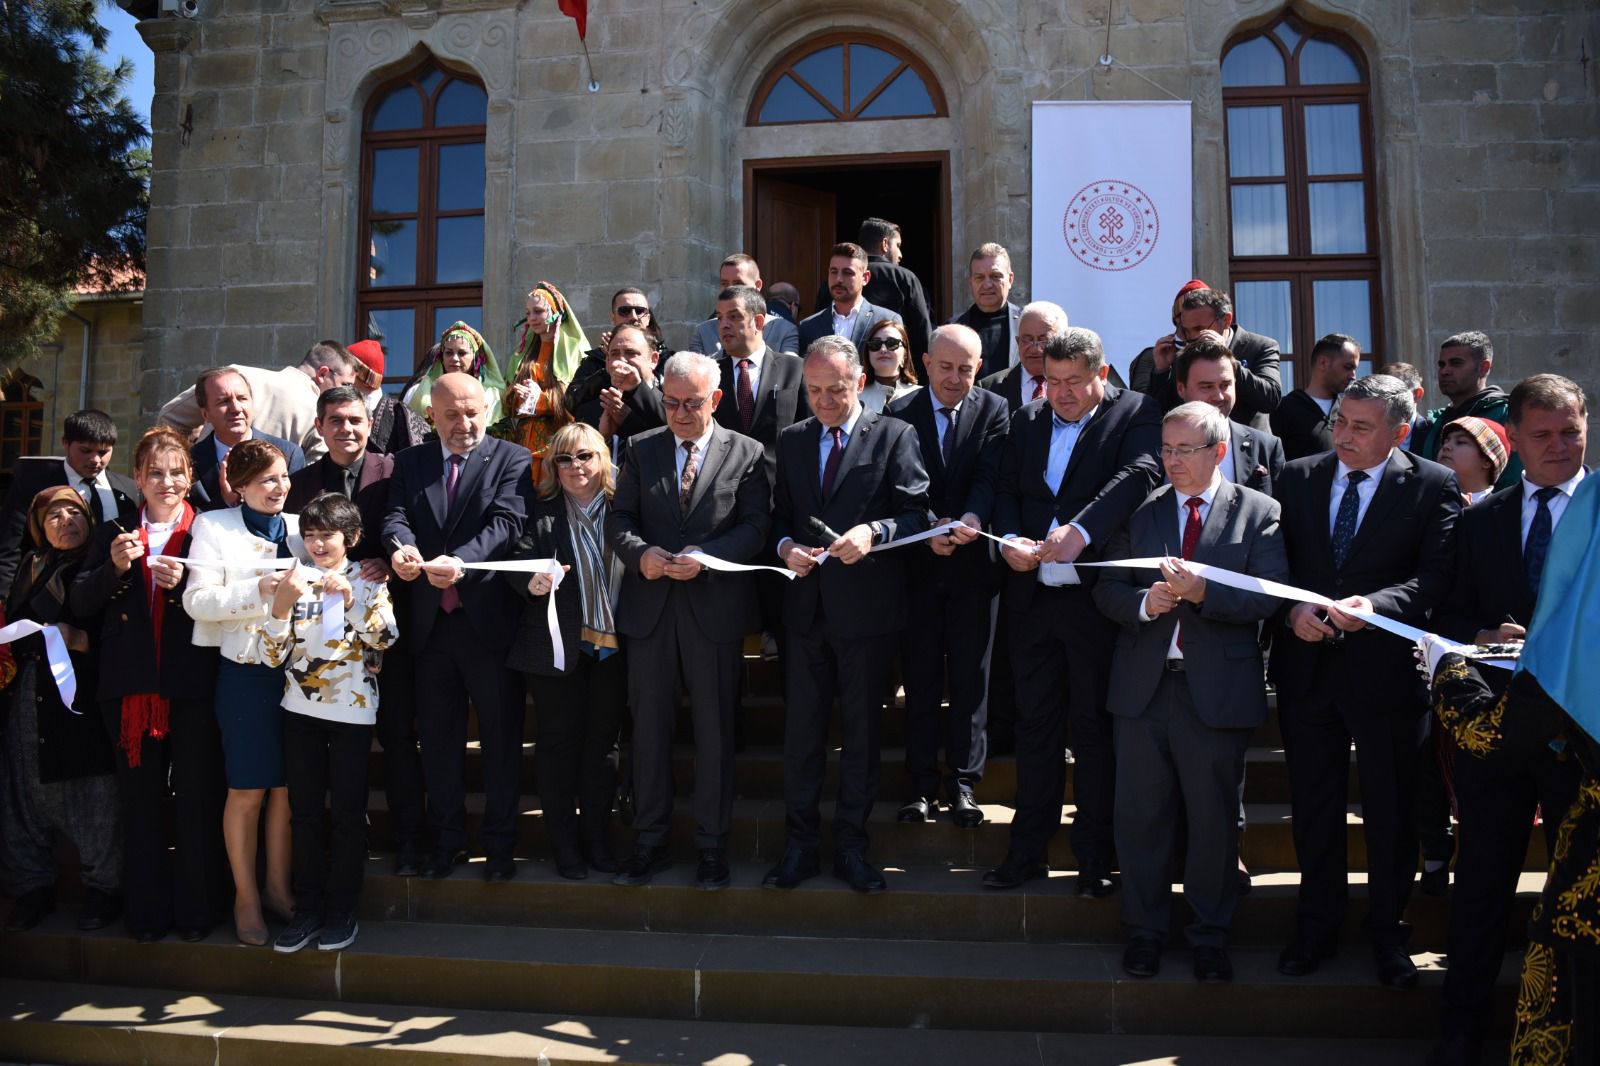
[133,0,1597,420]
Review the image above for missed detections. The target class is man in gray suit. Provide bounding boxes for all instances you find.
[607,352,772,890]
[796,242,905,354]
[1174,338,1286,496]
[688,253,799,357]
[1092,401,1289,984]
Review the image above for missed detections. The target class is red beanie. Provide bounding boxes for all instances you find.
[1177,279,1210,297]
[347,339,385,378]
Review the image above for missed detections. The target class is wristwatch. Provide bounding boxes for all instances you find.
[869,521,884,545]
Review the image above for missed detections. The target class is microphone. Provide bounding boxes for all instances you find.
[805,516,843,544]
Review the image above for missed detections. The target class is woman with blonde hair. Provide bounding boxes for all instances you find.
[504,421,625,878]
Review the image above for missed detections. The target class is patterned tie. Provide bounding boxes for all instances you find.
[1524,486,1560,598]
[79,478,105,523]
[1030,376,1045,402]
[820,426,845,496]
[440,454,464,613]
[679,440,699,511]
[1176,496,1204,652]
[939,406,957,466]
[736,358,756,433]
[1330,470,1368,571]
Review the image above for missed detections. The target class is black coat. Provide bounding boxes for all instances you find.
[1271,388,1336,463]
[188,429,307,513]
[1148,327,1283,431]
[502,497,588,677]
[1434,481,1541,649]
[0,457,140,600]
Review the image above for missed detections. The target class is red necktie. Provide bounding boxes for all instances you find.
[820,426,844,496]
[1030,376,1045,402]
[1176,496,1203,651]
[440,455,464,613]
[736,358,756,433]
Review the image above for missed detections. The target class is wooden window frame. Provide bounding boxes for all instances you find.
[1223,15,1383,376]
[747,32,948,126]
[355,61,486,379]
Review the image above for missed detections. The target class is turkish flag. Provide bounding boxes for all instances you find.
[559,0,587,40]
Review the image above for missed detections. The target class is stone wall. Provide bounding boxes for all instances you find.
[17,296,147,476]
[133,0,1596,426]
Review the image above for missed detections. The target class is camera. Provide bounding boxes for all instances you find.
[158,0,201,18]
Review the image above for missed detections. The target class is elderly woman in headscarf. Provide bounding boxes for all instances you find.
[403,321,508,426]
[0,488,120,935]
[495,281,587,481]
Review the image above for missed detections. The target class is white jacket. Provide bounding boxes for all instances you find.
[182,507,308,664]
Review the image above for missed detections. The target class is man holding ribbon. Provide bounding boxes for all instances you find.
[765,335,931,894]
[1271,373,1461,989]
[607,352,770,890]
[385,372,533,884]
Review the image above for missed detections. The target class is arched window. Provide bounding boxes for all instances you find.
[357,61,488,387]
[749,34,946,126]
[1222,15,1380,386]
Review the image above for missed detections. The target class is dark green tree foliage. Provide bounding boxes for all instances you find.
[0,0,148,354]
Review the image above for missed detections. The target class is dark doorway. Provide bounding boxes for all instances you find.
[746,153,950,322]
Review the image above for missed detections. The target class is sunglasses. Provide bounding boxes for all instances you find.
[552,450,600,466]
[866,337,905,352]
[662,397,709,413]
[615,305,651,317]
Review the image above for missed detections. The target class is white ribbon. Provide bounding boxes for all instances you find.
[813,520,965,565]
[444,559,568,670]
[0,619,78,710]
[320,589,345,644]
[154,555,296,571]
[683,550,798,580]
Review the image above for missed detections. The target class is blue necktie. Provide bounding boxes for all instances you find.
[1524,486,1560,597]
[1331,470,1368,571]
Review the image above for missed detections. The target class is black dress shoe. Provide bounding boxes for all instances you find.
[1075,871,1115,899]
[393,841,423,878]
[1419,864,1450,897]
[832,852,888,894]
[612,845,671,887]
[762,845,820,890]
[982,853,1049,890]
[555,847,589,880]
[696,849,731,890]
[950,790,984,829]
[896,797,934,823]
[483,853,517,883]
[133,929,165,944]
[76,888,121,931]
[583,837,622,875]
[1373,945,1419,989]
[1122,936,1162,978]
[421,847,468,880]
[1193,945,1233,983]
[5,888,55,933]
[1277,939,1335,976]
[178,926,210,943]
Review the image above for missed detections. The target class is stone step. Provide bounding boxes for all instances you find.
[365,795,1551,874]
[375,742,1336,805]
[356,859,1542,952]
[0,978,1464,1066]
[0,919,1519,1040]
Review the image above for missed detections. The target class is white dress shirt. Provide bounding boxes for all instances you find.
[1519,469,1585,546]
[1327,453,1391,535]
[64,460,116,521]
[1137,472,1222,659]
[673,424,717,484]
[934,398,963,455]
[734,344,767,399]
[776,405,864,562]
[831,302,863,341]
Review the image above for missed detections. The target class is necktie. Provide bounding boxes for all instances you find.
[736,358,756,433]
[1524,485,1560,597]
[939,406,957,466]
[1176,496,1203,653]
[1330,470,1368,571]
[820,426,845,497]
[440,454,464,613]
[679,440,699,511]
[79,478,105,523]
[1030,376,1045,402]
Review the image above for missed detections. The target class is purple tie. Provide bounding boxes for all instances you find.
[821,426,845,496]
[440,454,464,613]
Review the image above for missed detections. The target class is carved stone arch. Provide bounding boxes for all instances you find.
[316,13,515,344]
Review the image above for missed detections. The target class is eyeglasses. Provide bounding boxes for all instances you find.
[1158,444,1216,459]
[866,337,904,352]
[615,306,651,317]
[1017,333,1054,349]
[552,450,600,466]
[662,397,709,413]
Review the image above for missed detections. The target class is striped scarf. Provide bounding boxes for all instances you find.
[564,491,619,653]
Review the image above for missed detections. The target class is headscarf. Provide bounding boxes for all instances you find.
[21,487,95,606]
[1518,473,1600,743]
[406,320,509,424]
[513,281,589,387]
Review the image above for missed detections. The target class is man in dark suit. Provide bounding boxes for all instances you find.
[1093,401,1290,983]
[385,373,533,883]
[1429,373,1588,1066]
[688,254,800,357]
[797,242,905,355]
[987,327,1163,896]
[884,324,1009,827]
[949,242,1022,379]
[1271,374,1461,989]
[185,367,307,512]
[1173,339,1286,496]
[1142,288,1282,431]
[583,325,664,456]
[813,219,934,359]
[979,301,1064,415]
[763,335,932,894]
[0,409,140,599]
[607,353,771,890]
[1272,335,1360,462]
[284,385,425,877]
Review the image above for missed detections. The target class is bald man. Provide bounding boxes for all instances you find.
[385,373,535,883]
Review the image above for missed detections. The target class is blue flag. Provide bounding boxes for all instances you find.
[1518,473,1600,743]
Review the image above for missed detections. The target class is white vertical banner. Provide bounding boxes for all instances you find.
[1030,101,1193,383]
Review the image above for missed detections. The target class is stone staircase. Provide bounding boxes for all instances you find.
[0,650,1538,1064]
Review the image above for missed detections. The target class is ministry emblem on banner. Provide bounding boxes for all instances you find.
[1062,181,1160,272]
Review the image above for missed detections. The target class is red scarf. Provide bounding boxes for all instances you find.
[120,502,195,767]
